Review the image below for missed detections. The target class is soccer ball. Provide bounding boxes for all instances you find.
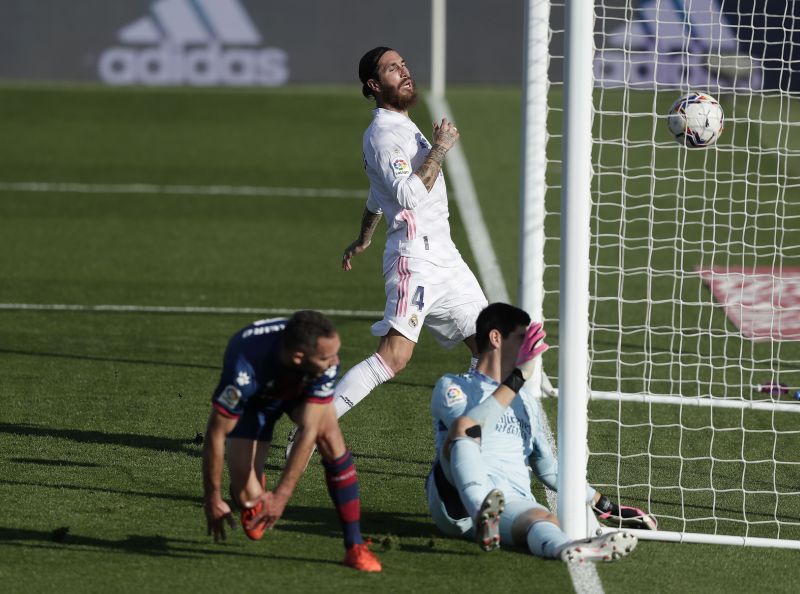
[667,92,724,148]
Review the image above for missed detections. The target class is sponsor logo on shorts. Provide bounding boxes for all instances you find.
[409,313,419,328]
[236,371,251,386]
[392,158,411,177]
[219,385,242,408]
[445,385,465,406]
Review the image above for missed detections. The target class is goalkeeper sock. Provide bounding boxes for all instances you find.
[334,353,394,418]
[526,520,571,559]
[448,437,489,520]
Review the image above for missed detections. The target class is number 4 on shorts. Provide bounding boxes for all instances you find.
[412,286,425,311]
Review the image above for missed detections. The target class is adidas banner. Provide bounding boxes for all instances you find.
[0,0,796,90]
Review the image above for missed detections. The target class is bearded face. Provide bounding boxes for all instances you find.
[372,51,419,111]
[379,75,418,111]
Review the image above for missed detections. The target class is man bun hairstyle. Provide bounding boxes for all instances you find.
[283,310,337,354]
[359,46,393,99]
[475,303,531,354]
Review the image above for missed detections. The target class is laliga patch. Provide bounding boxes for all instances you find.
[445,385,466,407]
[391,157,411,177]
[408,313,419,328]
[697,266,800,341]
[219,385,242,409]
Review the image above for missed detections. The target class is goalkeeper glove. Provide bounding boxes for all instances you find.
[502,322,549,393]
[592,494,658,531]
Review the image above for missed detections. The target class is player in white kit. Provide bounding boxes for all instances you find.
[292,46,487,449]
[427,303,652,562]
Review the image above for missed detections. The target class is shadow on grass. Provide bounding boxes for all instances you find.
[10,457,103,468]
[0,505,466,560]
[0,347,217,370]
[0,477,203,504]
[0,526,340,564]
[281,504,434,539]
[0,423,203,458]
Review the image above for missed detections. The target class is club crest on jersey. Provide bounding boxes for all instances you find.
[219,385,242,409]
[409,313,419,328]
[392,157,410,177]
[445,386,465,406]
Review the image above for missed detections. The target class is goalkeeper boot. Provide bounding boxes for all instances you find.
[560,531,638,564]
[474,488,505,552]
[343,543,382,572]
[593,495,658,531]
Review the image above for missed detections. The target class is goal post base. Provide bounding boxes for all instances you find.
[596,527,800,550]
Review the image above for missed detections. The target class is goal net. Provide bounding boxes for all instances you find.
[534,0,800,548]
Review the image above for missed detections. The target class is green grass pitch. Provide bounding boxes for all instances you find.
[0,84,798,592]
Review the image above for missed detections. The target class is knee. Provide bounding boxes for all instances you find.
[452,416,480,439]
[511,508,559,545]
[316,421,346,462]
[379,350,410,374]
[376,333,415,374]
[443,417,481,461]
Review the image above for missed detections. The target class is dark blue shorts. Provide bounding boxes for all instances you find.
[228,398,301,442]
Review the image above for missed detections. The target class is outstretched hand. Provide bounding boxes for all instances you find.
[204,498,237,543]
[515,322,549,380]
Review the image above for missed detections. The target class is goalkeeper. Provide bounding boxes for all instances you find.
[426,303,655,562]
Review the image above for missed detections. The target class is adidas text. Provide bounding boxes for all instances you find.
[99,43,288,86]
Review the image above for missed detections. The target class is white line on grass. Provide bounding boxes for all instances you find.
[0,181,367,200]
[0,303,383,319]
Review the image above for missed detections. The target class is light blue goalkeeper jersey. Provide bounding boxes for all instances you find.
[430,370,560,500]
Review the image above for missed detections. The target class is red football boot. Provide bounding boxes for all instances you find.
[240,474,267,541]
[343,543,382,572]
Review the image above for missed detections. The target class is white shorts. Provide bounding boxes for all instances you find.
[371,257,487,349]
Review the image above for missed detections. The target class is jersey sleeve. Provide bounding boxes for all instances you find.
[211,356,258,418]
[365,187,383,215]
[431,375,469,430]
[304,364,338,404]
[371,135,429,210]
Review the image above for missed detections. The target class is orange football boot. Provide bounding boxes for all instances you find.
[343,543,382,572]
[240,474,267,541]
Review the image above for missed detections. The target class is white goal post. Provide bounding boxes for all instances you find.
[520,0,800,549]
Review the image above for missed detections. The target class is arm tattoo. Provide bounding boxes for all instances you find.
[358,208,382,243]
[414,144,448,191]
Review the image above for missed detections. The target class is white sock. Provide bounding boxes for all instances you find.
[527,521,571,559]
[448,438,489,519]
[334,353,394,418]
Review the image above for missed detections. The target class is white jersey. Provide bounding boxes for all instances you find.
[363,108,463,274]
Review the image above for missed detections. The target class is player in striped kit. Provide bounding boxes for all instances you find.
[317,47,487,435]
[202,311,381,572]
